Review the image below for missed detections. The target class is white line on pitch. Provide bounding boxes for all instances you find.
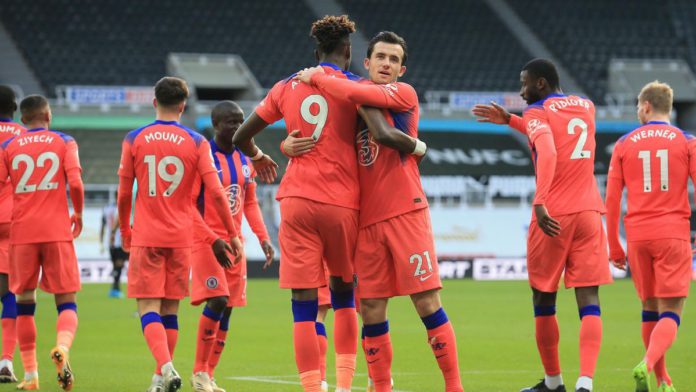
[226,376,412,392]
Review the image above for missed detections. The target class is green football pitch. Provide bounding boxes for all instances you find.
[10,279,696,391]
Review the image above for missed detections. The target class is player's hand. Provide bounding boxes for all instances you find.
[229,236,245,265]
[610,257,627,270]
[121,232,131,252]
[252,154,279,183]
[71,214,83,238]
[212,238,233,269]
[534,204,561,237]
[261,239,275,270]
[295,66,325,84]
[283,130,316,157]
[471,102,511,125]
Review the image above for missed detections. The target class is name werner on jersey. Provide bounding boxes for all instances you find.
[547,97,590,113]
[144,131,185,145]
[629,129,677,143]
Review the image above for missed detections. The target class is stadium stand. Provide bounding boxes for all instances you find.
[0,0,317,94]
[509,0,690,103]
[337,0,531,93]
[66,129,127,184]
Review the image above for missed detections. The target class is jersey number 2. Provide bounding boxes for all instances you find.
[12,152,59,194]
[144,155,184,197]
[300,95,328,141]
[568,118,591,159]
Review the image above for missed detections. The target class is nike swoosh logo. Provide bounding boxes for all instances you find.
[420,274,433,282]
[366,359,379,364]
[436,354,448,359]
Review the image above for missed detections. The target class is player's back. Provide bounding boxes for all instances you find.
[2,128,78,243]
[612,122,693,241]
[122,120,209,247]
[255,63,360,210]
[0,119,25,224]
[526,94,604,216]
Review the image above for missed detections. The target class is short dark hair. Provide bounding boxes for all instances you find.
[310,15,356,55]
[211,100,243,125]
[154,77,189,107]
[367,31,408,66]
[20,95,50,123]
[0,85,17,117]
[522,58,560,89]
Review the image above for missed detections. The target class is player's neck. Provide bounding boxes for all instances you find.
[155,110,182,123]
[645,114,670,124]
[214,135,234,153]
[318,55,346,70]
[25,121,48,130]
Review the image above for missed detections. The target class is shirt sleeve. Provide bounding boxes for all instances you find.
[605,176,625,260]
[523,108,552,146]
[118,140,135,178]
[0,148,8,181]
[243,179,270,243]
[255,81,284,124]
[531,132,557,206]
[63,140,82,172]
[607,140,625,181]
[509,114,525,135]
[311,74,417,111]
[196,140,217,177]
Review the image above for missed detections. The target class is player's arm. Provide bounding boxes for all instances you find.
[243,180,274,269]
[605,149,626,269]
[471,102,525,134]
[232,84,283,183]
[528,111,560,237]
[64,140,84,238]
[191,179,235,269]
[117,140,135,250]
[358,106,426,158]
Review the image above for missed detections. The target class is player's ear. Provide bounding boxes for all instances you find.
[363,57,369,70]
[152,98,158,109]
[178,101,186,114]
[398,65,406,77]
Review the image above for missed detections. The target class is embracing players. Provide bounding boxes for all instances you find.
[473,59,612,392]
[295,31,462,392]
[118,77,243,392]
[605,81,691,392]
[189,101,274,392]
[232,15,361,392]
[0,95,84,391]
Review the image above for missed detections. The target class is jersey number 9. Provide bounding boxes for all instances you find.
[300,95,328,141]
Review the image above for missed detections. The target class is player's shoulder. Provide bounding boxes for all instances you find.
[46,129,76,144]
[169,122,206,146]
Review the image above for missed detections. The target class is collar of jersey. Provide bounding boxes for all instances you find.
[528,93,567,108]
[646,121,670,125]
[0,117,12,123]
[27,127,46,133]
[319,62,342,70]
[154,120,179,125]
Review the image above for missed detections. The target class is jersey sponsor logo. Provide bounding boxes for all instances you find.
[225,183,243,215]
[526,119,541,135]
[356,128,379,166]
[206,276,218,289]
[383,83,398,97]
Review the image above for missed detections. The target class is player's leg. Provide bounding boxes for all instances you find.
[360,297,392,392]
[316,302,329,392]
[634,239,691,392]
[10,243,40,390]
[0,222,17,382]
[15,290,38,390]
[129,246,180,392]
[278,197,326,392]
[207,306,232,391]
[293,288,322,392]
[574,286,602,392]
[109,248,125,298]
[319,203,359,392]
[640,299,671,388]
[0,273,17,383]
[50,293,78,391]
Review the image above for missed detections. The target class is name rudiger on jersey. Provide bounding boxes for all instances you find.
[547,97,591,113]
